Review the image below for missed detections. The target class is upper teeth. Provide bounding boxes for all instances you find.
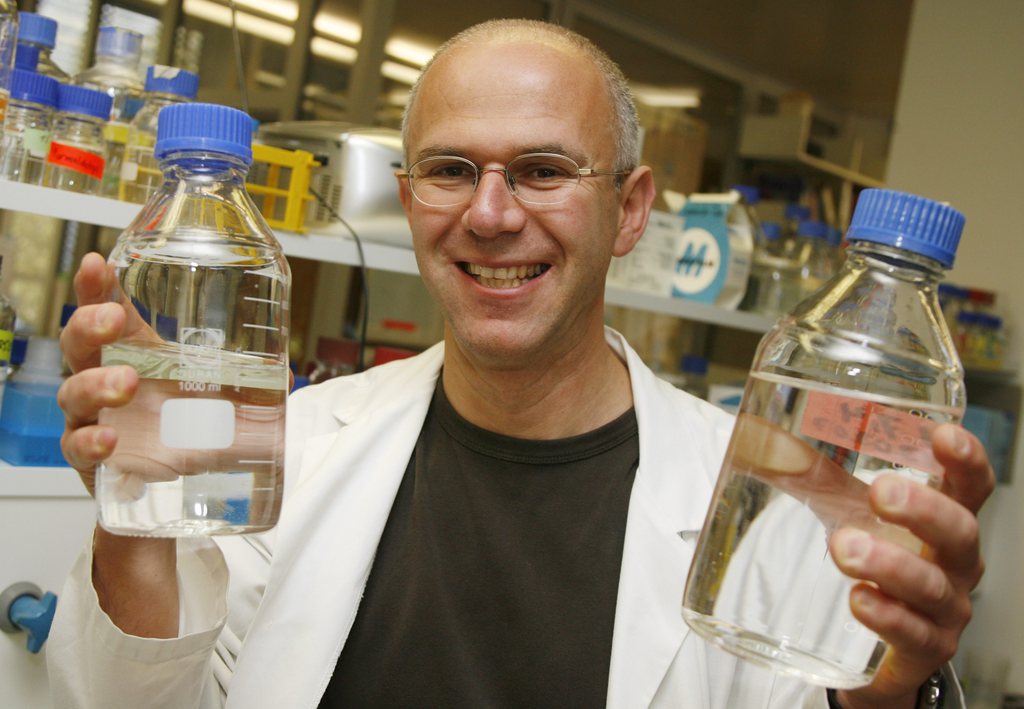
[466,263,544,279]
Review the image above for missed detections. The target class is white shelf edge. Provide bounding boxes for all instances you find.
[0,181,773,333]
[0,463,89,498]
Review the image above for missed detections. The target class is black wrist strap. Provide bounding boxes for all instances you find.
[826,671,945,709]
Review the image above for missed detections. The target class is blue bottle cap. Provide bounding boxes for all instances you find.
[731,184,759,205]
[680,354,708,375]
[797,219,827,238]
[826,226,843,247]
[18,12,58,49]
[847,188,965,268]
[154,102,253,164]
[10,69,59,108]
[144,65,199,99]
[761,221,782,241]
[14,43,40,71]
[56,84,112,120]
[785,204,811,221]
[95,26,143,60]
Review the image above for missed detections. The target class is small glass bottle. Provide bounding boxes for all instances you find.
[797,219,835,299]
[683,188,966,689]
[0,68,59,183]
[43,83,111,194]
[74,26,144,196]
[748,221,802,317]
[120,65,199,203]
[16,12,68,82]
[0,256,15,417]
[98,102,291,537]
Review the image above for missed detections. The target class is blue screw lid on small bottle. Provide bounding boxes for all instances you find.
[56,84,113,120]
[731,184,760,205]
[847,188,965,268]
[95,26,143,60]
[762,221,782,241]
[144,65,200,100]
[154,102,253,164]
[17,12,58,49]
[797,220,828,238]
[785,204,811,221]
[14,43,40,71]
[9,69,59,108]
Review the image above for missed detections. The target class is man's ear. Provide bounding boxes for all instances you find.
[396,172,415,219]
[612,166,655,258]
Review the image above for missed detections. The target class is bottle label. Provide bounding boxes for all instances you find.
[800,390,943,476]
[47,142,105,181]
[24,127,52,157]
[674,200,734,304]
[0,329,12,363]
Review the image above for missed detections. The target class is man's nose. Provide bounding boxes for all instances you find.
[462,169,527,237]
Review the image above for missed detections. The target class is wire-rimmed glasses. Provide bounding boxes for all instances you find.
[398,152,626,207]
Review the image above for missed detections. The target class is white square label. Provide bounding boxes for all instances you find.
[160,398,236,450]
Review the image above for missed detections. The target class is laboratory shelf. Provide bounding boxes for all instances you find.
[0,180,777,334]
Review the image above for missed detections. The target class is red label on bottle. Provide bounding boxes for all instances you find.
[47,142,105,180]
[800,390,943,477]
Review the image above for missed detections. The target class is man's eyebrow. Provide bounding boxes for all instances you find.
[411,145,590,165]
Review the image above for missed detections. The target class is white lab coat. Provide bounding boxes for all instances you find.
[48,329,830,709]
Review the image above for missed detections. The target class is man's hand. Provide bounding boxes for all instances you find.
[831,423,995,709]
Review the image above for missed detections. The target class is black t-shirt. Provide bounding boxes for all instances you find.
[320,381,639,708]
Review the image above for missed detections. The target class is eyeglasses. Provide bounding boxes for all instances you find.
[397,152,627,207]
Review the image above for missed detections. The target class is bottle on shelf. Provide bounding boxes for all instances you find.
[797,219,837,299]
[0,336,66,466]
[731,184,766,243]
[0,0,16,123]
[16,12,68,82]
[13,41,38,71]
[42,83,111,194]
[744,220,802,317]
[74,26,144,197]
[683,188,966,690]
[0,68,58,183]
[120,65,199,203]
[99,102,291,537]
[0,256,14,416]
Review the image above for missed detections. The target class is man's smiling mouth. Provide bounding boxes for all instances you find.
[460,262,550,289]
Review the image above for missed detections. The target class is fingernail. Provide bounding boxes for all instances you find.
[877,477,908,511]
[837,529,870,565]
[952,426,971,460]
[851,587,876,613]
[104,367,125,394]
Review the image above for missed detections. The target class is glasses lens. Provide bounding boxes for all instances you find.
[507,154,580,204]
[410,156,477,206]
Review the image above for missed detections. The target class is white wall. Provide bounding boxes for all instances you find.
[886,0,1024,693]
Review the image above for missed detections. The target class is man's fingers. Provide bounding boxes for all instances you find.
[57,366,138,428]
[61,425,117,481]
[60,303,127,373]
[868,475,984,591]
[932,424,995,515]
[73,252,114,306]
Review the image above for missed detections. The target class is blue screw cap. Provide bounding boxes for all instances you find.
[56,84,113,120]
[797,220,828,239]
[96,26,143,61]
[14,43,40,71]
[17,12,58,49]
[847,188,965,268]
[731,184,759,205]
[154,102,253,164]
[9,69,59,108]
[144,65,199,99]
[761,221,782,241]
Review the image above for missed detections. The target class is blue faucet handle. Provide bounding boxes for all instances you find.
[1,582,58,654]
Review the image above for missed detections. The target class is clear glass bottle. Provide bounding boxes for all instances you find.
[0,68,59,183]
[747,221,802,317]
[0,256,15,417]
[43,83,111,194]
[119,65,199,203]
[682,189,966,689]
[74,26,144,196]
[0,0,17,124]
[97,102,291,537]
[16,12,68,82]
[797,219,835,299]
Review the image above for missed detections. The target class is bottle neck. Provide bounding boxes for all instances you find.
[53,112,105,144]
[160,150,251,183]
[846,239,947,283]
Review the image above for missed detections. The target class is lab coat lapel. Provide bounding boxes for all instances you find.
[226,346,444,709]
[605,331,720,708]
